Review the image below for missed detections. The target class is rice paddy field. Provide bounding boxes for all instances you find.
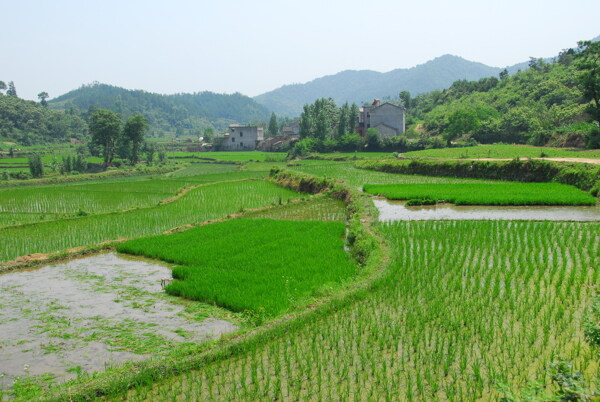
[0,164,269,228]
[166,151,287,162]
[118,219,356,316]
[288,160,500,188]
[403,144,600,159]
[364,182,597,206]
[0,180,301,263]
[2,154,599,401]
[112,220,600,401]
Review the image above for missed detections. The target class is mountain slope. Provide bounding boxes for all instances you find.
[254,55,504,116]
[50,83,270,134]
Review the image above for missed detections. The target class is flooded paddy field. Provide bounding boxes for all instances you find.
[374,198,600,221]
[0,253,237,391]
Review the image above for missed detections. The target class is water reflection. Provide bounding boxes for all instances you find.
[374,199,600,221]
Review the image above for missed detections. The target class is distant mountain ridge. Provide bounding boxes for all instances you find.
[254,55,509,116]
[49,83,270,135]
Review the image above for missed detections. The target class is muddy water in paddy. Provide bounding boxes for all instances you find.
[374,199,600,221]
[0,252,237,389]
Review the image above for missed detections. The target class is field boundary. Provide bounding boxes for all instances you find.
[35,170,391,402]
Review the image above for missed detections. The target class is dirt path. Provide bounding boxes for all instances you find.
[469,157,600,166]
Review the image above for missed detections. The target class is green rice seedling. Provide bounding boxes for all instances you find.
[364,182,597,205]
[166,152,287,162]
[289,161,500,188]
[108,220,598,401]
[0,180,302,262]
[242,197,347,222]
[118,219,356,316]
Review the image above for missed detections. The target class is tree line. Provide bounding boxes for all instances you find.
[89,108,151,167]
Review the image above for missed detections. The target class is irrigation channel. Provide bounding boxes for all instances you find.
[0,252,237,390]
[374,198,600,221]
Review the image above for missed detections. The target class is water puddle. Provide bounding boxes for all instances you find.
[374,199,600,221]
[0,253,237,390]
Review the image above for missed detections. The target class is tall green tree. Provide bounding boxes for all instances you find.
[89,108,122,168]
[267,112,279,137]
[575,40,600,123]
[123,114,148,165]
[6,81,17,97]
[348,103,359,133]
[28,154,44,178]
[299,104,315,138]
[38,91,49,107]
[0,81,6,94]
[314,109,331,140]
[203,127,214,143]
[337,102,349,139]
[399,91,411,109]
[444,109,480,145]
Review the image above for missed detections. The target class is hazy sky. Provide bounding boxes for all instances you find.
[3,0,599,101]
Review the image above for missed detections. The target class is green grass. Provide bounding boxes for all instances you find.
[404,144,600,159]
[107,220,600,400]
[363,182,597,205]
[117,219,356,316]
[0,180,302,262]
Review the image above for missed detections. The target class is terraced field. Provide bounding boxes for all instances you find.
[112,220,600,401]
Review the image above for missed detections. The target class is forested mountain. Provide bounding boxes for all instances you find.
[254,55,508,116]
[49,83,271,136]
[0,94,87,145]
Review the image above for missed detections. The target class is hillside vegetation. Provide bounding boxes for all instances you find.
[49,83,271,136]
[0,94,87,145]
[409,49,598,148]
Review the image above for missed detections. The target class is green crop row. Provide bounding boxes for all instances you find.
[403,144,600,159]
[242,196,347,222]
[357,158,600,192]
[0,180,301,263]
[166,151,287,162]
[103,220,599,401]
[117,219,356,316]
[0,165,271,228]
[288,161,496,189]
[363,182,597,205]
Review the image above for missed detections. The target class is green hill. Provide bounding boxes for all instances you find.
[49,83,271,136]
[410,53,596,147]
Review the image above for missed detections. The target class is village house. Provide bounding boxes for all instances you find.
[358,99,405,138]
[220,124,264,151]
